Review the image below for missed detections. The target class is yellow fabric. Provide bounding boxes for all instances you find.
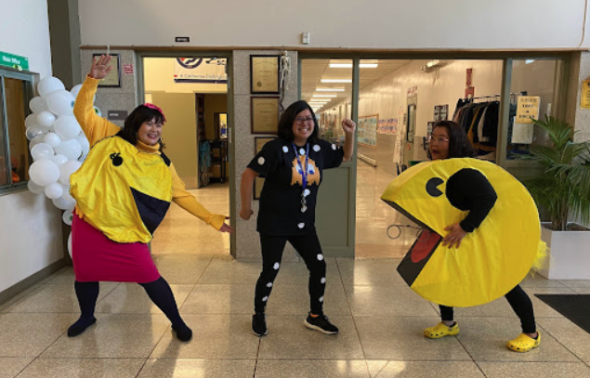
[72,76,224,232]
[381,158,544,307]
[70,136,172,243]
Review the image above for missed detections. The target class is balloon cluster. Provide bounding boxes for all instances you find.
[25,77,99,257]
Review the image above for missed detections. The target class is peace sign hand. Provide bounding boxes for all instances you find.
[89,55,113,80]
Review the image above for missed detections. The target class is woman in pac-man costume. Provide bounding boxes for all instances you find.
[68,55,233,341]
[382,121,541,352]
[240,101,355,337]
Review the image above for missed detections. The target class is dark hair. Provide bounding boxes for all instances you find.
[428,120,475,159]
[118,105,165,150]
[277,100,319,143]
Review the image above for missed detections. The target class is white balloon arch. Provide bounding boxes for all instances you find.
[26,77,95,258]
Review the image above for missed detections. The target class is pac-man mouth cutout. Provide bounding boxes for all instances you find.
[381,158,543,307]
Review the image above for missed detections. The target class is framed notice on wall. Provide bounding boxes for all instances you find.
[253,137,276,200]
[93,53,121,87]
[251,97,279,134]
[250,55,280,94]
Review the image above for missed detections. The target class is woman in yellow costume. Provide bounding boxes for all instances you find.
[419,121,540,352]
[68,55,233,341]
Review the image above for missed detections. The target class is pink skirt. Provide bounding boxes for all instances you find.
[72,213,160,283]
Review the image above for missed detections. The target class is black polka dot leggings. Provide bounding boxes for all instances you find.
[254,233,327,315]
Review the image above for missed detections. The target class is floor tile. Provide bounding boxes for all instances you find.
[16,358,145,378]
[42,314,170,358]
[354,316,472,361]
[346,285,437,317]
[258,316,364,360]
[537,317,590,363]
[255,360,370,378]
[477,361,590,378]
[96,283,193,314]
[152,255,212,284]
[337,259,405,287]
[0,358,33,378]
[373,361,486,378]
[137,359,256,378]
[149,315,259,359]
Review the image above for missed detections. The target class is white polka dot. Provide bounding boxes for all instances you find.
[299,148,305,155]
[319,296,324,303]
[266,282,273,288]
[273,262,280,270]
[317,254,324,261]
[262,296,268,302]
[303,189,311,197]
[313,144,321,152]
[282,146,289,153]
[321,277,326,284]
[298,223,305,229]
[331,144,336,150]
[258,157,265,165]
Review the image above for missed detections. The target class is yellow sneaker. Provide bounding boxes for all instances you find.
[507,332,541,353]
[424,322,460,339]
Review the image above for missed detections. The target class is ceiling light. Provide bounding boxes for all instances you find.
[329,63,378,68]
[321,79,352,83]
[316,88,345,92]
[312,94,337,98]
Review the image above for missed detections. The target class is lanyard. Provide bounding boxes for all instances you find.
[292,143,310,213]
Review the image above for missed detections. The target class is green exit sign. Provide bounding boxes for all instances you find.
[0,51,29,71]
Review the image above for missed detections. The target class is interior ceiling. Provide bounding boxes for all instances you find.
[301,59,412,112]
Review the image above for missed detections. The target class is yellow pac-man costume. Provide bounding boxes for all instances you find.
[381,158,544,307]
[70,136,173,244]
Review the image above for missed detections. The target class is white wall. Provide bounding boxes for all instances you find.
[78,0,589,49]
[0,0,53,78]
[0,0,64,294]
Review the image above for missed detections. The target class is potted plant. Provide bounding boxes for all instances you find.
[521,116,590,279]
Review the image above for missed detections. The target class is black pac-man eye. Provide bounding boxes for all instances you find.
[426,177,444,197]
[110,152,123,167]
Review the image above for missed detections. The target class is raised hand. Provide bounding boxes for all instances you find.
[342,118,356,134]
[89,55,113,80]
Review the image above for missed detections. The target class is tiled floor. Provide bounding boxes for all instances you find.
[3,172,590,377]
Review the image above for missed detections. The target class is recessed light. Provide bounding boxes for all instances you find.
[321,79,352,83]
[329,63,378,68]
[316,88,345,92]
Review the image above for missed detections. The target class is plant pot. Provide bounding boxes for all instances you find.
[537,223,590,280]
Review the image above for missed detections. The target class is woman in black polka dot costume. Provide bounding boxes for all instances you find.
[240,100,355,337]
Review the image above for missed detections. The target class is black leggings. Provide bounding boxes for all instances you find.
[254,233,327,314]
[439,285,536,334]
[74,276,186,327]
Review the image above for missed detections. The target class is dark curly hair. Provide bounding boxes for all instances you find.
[428,120,475,159]
[117,105,166,150]
[277,100,319,144]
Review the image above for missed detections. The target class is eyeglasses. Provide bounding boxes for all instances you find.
[295,116,315,124]
[428,135,449,144]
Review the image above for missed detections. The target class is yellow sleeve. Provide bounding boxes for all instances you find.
[170,163,226,230]
[73,76,121,147]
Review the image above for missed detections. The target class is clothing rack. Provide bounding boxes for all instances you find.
[462,91,528,102]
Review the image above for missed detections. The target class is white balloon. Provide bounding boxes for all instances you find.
[29,159,60,186]
[26,126,44,141]
[59,160,81,185]
[31,143,55,161]
[29,135,45,149]
[43,132,61,148]
[51,154,68,165]
[25,114,39,128]
[77,135,90,159]
[27,180,45,195]
[70,84,82,99]
[46,90,75,116]
[44,182,63,199]
[68,232,73,258]
[55,139,82,160]
[29,96,49,113]
[38,77,65,97]
[37,111,56,128]
[63,208,74,226]
[52,196,76,210]
[54,116,81,140]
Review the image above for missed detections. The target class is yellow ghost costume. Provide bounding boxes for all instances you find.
[71,76,226,243]
[381,158,544,307]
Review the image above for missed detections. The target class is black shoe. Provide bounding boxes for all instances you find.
[304,313,339,335]
[252,312,268,337]
[67,316,97,337]
[172,323,193,342]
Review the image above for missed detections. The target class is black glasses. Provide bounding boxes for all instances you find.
[295,116,314,124]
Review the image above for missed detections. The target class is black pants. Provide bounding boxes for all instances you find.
[439,285,536,334]
[254,233,327,314]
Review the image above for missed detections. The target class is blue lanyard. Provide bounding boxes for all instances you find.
[292,143,310,190]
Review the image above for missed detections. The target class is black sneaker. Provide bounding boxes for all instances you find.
[304,313,339,335]
[252,312,268,337]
